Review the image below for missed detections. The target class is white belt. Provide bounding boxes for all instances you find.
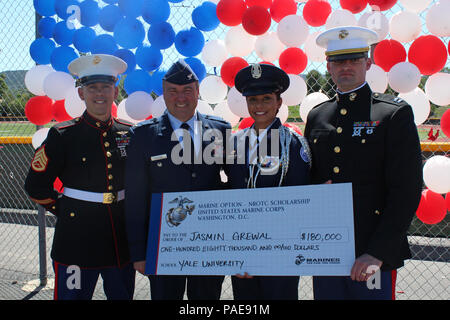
[63,187,125,204]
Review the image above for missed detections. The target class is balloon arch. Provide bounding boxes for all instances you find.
[27,0,450,223]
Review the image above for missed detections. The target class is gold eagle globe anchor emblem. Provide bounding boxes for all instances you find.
[166,196,195,227]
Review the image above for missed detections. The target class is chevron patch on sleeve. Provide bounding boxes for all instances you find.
[31,145,49,172]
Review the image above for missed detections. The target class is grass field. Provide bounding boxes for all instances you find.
[1,120,448,142]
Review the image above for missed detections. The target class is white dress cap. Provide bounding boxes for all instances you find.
[68,54,127,85]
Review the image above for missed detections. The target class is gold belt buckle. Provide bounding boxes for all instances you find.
[103,192,116,204]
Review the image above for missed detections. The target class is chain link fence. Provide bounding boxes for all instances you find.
[0,0,448,300]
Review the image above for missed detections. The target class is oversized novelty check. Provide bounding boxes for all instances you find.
[145,183,355,276]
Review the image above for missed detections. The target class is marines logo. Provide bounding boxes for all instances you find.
[251,63,262,79]
[166,196,195,227]
[92,56,102,65]
[339,29,349,40]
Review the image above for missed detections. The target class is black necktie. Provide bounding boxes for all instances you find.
[180,122,195,165]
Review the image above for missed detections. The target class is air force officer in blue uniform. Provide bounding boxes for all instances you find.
[124,60,231,300]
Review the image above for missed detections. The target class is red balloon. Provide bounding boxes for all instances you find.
[51,100,72,123]
[283,123,303,135]
[303,0,332,27]
[216,0,247,26]
[367,0,397,11]
[373,39,406,72]
[25,96,54,125]
[245,0,272,9]
[408,35,447,76]
[259,61,275,66]
[270,0,297,23]
[340,0,368,13]
[221,57,249,87]
[111,102,118,118]
[145,114,153,120]
[416,189,447,225]
[242,6,271,36]
[279,47,308,75]
[440,109,450,138]
[238,117,254,130]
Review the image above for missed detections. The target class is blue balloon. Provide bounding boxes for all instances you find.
[118,0,144,18]
[73,27,96,53]
[142,0,170,24]
[55,0,79,20]
[38,17,56,38]
[114,49,136,74]
[168,0,183,2]
[174,28,205,57]
[91,34,118,55]
[103,0,118,3]
[147,21,175,50]
[34,0,56,16]
[135,45,163,72]
[99,4,123,32]
[114,17,145,49]
[124,69,152,94]
[185,57,206,82]
[30,38,56,65]
[150,70,166,96]
[192,2,220,32]
[53,21,75,46]
[79,0,100,27]
[51,46,79,73]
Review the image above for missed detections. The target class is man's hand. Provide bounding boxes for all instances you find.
[350,254,382,282]
[134,261,146,275]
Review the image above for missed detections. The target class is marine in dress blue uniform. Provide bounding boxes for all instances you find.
[304,27,423,300]
[125,60,231,300]
[227,64,311,300]
[24,54,135,300]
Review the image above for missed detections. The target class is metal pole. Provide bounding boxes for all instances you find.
[37,205,47,286]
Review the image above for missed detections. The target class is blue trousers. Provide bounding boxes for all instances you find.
[232,276,299,300]
[313,270,397,300]
[53,261,135,300]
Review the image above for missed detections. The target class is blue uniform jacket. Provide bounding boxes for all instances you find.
[124,111,231,262]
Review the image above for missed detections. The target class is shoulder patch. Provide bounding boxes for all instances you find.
[372,93,407,106]
[133,117,159,128]
[288,128,312,168]
[31,145,49,172]
[114,118,133,127]
[203,114,229,124]
[53,118,80,130]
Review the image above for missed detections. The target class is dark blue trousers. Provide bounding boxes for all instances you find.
[149,275,224,300]
[313,270,397,300]
[53,261,135,300]
[232,276,299,300]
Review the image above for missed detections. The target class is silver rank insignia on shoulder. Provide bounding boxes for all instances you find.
[251,63,262,79]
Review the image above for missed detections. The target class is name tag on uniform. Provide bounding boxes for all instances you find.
[151,154,168,161]
[352,121,380,137]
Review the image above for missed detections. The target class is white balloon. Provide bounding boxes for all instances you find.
[388,62,421,93]
[358,11,389,41]
[281,74,307,106]
[423,155,450,194]
[366,64,388,93]
[399,0,432,13]
[43,71,74,101]
[32,127,50,149]
[389,11,421,43]
[150,95,167,118]
[277,15,309,47]
[117,99,138,124]
[304,31,326,62]
[125,91,153,120]
[227,86,249,118]
[199,76,228,104]
[299,92,329,123]
[64,86,86,118]
[325,9,358,30]
[426,1,450,37]
[213,101,240,126]
[425,73,450,106]
[254,32,285,62]
[25,65,54,96]
[398,88,430,125]
[201,39,228,67]
[278,104,289,124]
[225,25,256,57]
[196,100,215,115]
